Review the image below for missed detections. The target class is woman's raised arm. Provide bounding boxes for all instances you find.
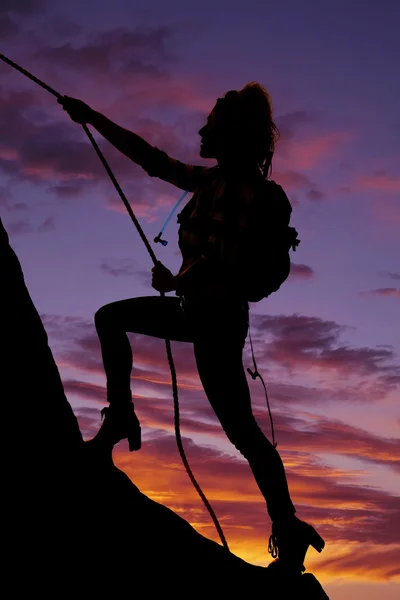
[59,96,206,192]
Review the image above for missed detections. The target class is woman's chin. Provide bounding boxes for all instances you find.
[200,146,213,159]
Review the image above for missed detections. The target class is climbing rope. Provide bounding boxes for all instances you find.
[247,314,277,448]
[0,52,229,550]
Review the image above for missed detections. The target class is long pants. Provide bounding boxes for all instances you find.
[94,294,296,522]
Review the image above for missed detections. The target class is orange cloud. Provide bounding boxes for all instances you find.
[317,544,400,580]
[67,378,400,479]
[86,432,400,579]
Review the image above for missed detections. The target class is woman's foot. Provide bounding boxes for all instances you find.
[267,516,325,576]
[97,402,141,452]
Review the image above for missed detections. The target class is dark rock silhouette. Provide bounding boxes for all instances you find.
[1,216,329,598]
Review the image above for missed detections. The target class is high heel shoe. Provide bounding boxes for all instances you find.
[267,516,325,576]
[99,402,141,452]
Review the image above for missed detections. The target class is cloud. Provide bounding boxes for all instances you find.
[355,171,400,193]
[100,433,400,577]
[99,257,149,282]
[381,272,400,281]
[49,17,83,39]
[2,207,54,235]
[275,127,353,174]
[64,371,400,478]
[271,169,325,204]
[41,312,400,476]
[307,188,325,201]
[0,187,10,207]
[275,110,315,141]
[252,313,400,381]
[0,187,28,212]
[0,84,206,220]
[273,169,314,190]
[289,263,314,280]
[5,218,33,235]
[0,15,18,39]
[360,288,400,301]
[29,20,213,114]
[46,184,88,199]
[288,132,353,170]
[34,25,175,75]
[37,309,400,578]
[43,310,400,414]
[38,215,55,231]
[0,86,142,189]
[0,0,46,16]
[316,545,400,580]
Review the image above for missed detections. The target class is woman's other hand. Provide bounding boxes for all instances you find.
[58,96,94,124]
[151,261,176,293]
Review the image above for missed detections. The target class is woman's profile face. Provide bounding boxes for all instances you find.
[198,98,232,159]
[198,104,218,159]
[198,93,244,161]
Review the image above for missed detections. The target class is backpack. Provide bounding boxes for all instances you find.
[154,175,300,302]
[236,179,300,302]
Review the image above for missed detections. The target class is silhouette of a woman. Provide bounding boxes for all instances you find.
[60,83,324,574]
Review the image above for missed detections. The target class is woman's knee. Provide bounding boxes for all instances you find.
[221,416,267,457]
[94,303,118,330]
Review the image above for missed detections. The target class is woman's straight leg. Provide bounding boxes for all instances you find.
[193,337,296,522]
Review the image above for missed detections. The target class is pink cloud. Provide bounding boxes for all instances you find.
[372,196,400,231]
[0,83,208,222]
[289,263,314,280]
[360,288,400,300]
[0,146,18,160]
[253,313,400,381]
[62,371,400,479]
[28,23,214,118]
[284,131,353,170]
[356,172,400,193]
[272,169,314,190]
[43,311,400,412]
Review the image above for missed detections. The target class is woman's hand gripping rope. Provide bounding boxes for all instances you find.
[151,261,176,293]
[57,96,94,124]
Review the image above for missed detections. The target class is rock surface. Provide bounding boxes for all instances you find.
[1,217,329,598]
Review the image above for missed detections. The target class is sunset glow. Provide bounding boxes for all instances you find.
[1,1,399,598]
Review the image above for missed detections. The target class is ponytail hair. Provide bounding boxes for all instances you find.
[221,82,280,178]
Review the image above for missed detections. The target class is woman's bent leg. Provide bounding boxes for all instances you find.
[95,295,192,403]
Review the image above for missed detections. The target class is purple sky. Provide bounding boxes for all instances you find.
[1,1,399,597]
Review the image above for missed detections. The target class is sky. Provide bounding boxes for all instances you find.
[1,0,399,597]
